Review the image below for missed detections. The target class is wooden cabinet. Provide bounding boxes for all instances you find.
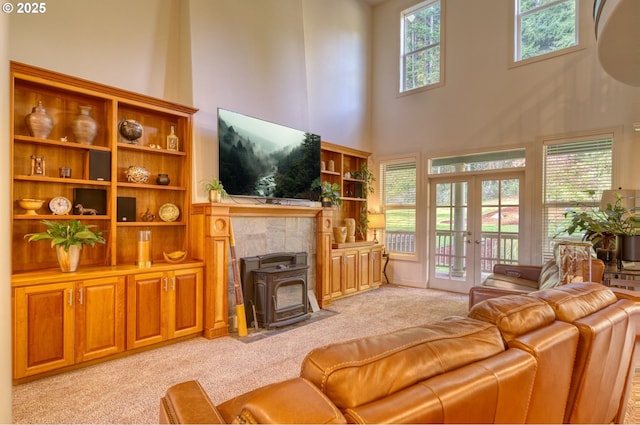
[321,142,382,302]
[329,244,383,301]
[10,61,198,273]
[75,276,126,363]
[321,141,371,240]
[127,267,203,349]
[13,275,125,379]
[10,62,204,381]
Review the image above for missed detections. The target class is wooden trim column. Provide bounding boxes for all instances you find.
[316,208,333,308]
[192,204,230,339]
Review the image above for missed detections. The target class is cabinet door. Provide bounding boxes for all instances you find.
[14,282,75,378]
[343,250,358,295]
[76,276,125,362]
[168,268,203,338]
[330,252,344,298]
[372,247,383,287]
[358,249,372,291]
[127,271,167,349]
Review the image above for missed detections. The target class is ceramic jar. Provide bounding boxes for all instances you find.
[25,101,53,139]
[125,165,150,183]
[71,106,98,145]
[118,119,143,144]
[156,173,170,185]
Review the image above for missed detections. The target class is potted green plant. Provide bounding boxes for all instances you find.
[557,190,639,263]
[25,219,106,272]
[320,181,342,207]
[202,177,228,203]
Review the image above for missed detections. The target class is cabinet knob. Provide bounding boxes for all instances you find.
[68,289,74,307]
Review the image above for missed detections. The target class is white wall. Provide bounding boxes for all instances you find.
[1,10,12,423]
[370,0,640,287]
[188,0,372,202]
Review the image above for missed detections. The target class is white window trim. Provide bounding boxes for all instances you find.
[397,0,446,96]
[508,0,590,69]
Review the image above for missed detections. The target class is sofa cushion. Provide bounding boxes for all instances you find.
[468,294,556,342]
[300,317,504,410]
[530,282,617,323]
[481,274,540,291]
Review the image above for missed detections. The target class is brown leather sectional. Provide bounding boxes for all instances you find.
[159,283,640,424]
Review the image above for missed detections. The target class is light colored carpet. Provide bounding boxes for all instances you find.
[12,285,468,424]
[11,285,640,424]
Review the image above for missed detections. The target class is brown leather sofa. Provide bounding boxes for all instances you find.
[468,257,605,308]
[160,283,639,424]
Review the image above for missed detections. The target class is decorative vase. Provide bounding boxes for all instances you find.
[25,100,53,139]
[156,173,170,185]
[71,105,98,145]
[125,165,150,183]
[118,119,143,144]
[209,190,222,203]
[56,245,81,272]
[333,226,347,244]
[344,218,356,243]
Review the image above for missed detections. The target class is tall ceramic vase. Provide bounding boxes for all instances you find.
[25,100,54,139]
[344,218,356,243]
[72,105,98,145]
[333,226,347,244]
[56,245,81,272]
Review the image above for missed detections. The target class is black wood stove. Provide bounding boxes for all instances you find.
[240,252,310,329]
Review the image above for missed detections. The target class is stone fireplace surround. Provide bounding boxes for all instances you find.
[191,203,333,338]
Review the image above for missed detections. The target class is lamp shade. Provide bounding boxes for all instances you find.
[600,189,637,211]
[368,213,385,229]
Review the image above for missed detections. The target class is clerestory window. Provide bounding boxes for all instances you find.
[512,0,582,65]
[400,0,443,93]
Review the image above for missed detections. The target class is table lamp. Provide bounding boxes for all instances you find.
[368,213,385,244]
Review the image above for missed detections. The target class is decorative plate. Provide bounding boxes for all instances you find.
[49,196,72,215]
[158,203,180,222]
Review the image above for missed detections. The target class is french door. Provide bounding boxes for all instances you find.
[428,172,523,293]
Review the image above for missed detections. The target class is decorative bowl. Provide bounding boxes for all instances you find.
[125,165,150,183]
[163,250,187,263]
[118,119,143,143]
[18,198,44,215]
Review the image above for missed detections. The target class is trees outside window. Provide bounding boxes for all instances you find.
[514,0,579,63]
[400,0,442,93]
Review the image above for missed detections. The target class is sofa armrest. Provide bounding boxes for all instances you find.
[217,378,346,424]
[493,264,542,282]
[160,380,225,424]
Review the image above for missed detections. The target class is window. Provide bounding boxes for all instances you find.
[429,149,526,175]
[380,160,417,254]
[542,137,613,260]
[400,0,442,93]
[513,0,579,63]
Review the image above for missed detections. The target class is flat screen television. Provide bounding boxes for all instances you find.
[218,108,321,202]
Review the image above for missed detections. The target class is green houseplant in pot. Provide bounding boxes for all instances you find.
[25,219,106,272]
[320,181,342,207]
[557,190,639,264]
[202,177,228,203]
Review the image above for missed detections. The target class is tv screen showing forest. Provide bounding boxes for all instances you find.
[218,108,321,201]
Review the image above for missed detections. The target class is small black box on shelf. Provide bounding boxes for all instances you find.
[84,150,111,181]
[117,197,136,222]
[73,188,107,215]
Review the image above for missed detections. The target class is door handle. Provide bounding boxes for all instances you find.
[68,289,73,307]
